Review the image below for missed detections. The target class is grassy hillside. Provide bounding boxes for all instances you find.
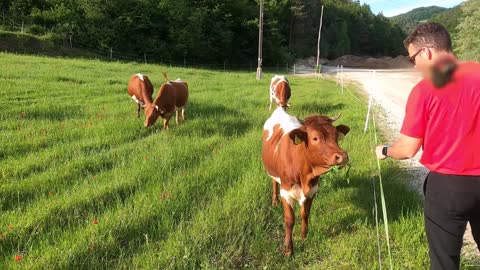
[0,53,437,269]
[429,5,463,36]
[390,6,447,33]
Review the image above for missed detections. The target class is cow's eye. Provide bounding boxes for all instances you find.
[313,137,318,141]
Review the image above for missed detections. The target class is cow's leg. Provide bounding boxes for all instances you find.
[272,179,279,207]
[301,198,313,239]
[163,117,170,130]
[281,197,295,256]
[182,108,186,121]
[136,104,141,118]
[176,110,179,124]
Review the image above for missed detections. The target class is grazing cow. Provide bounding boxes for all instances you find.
[127,73,154,117]
[261,107,350,256]
[144,72,189,129]
[269,75,291,110]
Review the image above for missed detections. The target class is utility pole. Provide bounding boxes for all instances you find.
[256,0,264,80]
[316,5,324,75]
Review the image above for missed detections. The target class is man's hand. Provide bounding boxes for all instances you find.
[376,145,388,160]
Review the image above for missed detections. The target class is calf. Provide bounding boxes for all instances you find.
[261,107,350,256]
[144,72,189,129]
[127,73,154,117]
[269,75,291,110]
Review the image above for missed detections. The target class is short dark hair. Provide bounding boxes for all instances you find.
[403,22,452,51]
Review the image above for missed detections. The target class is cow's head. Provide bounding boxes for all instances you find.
[289,114,350,168]
[143,104,165,127]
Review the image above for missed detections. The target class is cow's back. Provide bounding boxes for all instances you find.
[262,108,302,179]
[171,80,189,108]
[128,74,154,103]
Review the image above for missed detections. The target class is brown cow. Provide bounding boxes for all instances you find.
[144,72,189,129]
[127,73,154,117]
[269,75,291,110]
[261,107,350,256]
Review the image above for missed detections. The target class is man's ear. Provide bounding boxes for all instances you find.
[336,124,350,140]
[289,127,307,145]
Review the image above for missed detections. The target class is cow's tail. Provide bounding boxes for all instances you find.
[162,71,170,82]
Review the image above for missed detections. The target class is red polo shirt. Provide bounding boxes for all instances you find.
[401,62,480,175]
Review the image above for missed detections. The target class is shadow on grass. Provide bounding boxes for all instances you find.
[297,101,345,116]
[139,101,253,138]
[315,165,424,239]
[22,105,85,121]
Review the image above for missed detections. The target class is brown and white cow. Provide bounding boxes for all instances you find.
[127,73,154,117]
[261,107,350,256]
[269,75,291,110]
[144,72,189,129]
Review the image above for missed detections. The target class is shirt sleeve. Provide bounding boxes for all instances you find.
[400,84,428,139]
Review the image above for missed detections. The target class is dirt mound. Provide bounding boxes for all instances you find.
[323,54,412,69]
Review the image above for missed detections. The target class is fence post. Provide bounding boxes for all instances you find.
[294,64,296,75]
[224,60,226,72]
[341,65,344,95]
[110,48,113,60]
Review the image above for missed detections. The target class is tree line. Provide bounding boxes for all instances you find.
[0,0,407,65]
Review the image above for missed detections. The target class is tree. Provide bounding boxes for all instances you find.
[455,0,480,61]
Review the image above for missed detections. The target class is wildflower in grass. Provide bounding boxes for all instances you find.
[7,225,13,230]
[165,192,170,197]
[48,191,55,196]
[92,175,97,180]
[159,195,163,200]
[144,155,148,161]
[19,111,26,118]
[15,255,22,261]
[92,220,99,225]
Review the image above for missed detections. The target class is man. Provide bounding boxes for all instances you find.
[376,22,480,269]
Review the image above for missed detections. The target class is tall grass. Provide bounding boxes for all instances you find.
[0,52,446,269]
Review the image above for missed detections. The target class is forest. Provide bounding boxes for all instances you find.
[0,0,407,65]
[2,0,479,64]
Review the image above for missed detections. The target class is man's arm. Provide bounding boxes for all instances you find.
[376,134,423,160]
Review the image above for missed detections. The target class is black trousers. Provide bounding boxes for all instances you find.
[423,172,480,270]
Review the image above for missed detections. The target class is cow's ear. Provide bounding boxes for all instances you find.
[289,127,307,145]
[336,124,350,140]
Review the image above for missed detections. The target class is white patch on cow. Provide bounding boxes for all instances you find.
[263,107,302,141]
[131,95,144,106]
[280,184,319,207]
[268,173,281,184]
[270,75,289,104]
[175,78,182,81]
[136,73,144,81]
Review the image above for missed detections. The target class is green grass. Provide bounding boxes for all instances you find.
[0,52,439,269]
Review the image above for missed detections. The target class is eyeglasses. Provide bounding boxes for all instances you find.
[408,48,423,65]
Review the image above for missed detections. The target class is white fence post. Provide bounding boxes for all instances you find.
[341,65,344,95]
[364,70,376,133]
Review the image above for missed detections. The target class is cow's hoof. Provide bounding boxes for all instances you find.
[282,247,293,257]
[272,199,278,207]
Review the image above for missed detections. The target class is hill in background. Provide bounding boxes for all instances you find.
[390,6,447,33]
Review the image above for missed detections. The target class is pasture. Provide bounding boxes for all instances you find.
[0,53,430,269]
